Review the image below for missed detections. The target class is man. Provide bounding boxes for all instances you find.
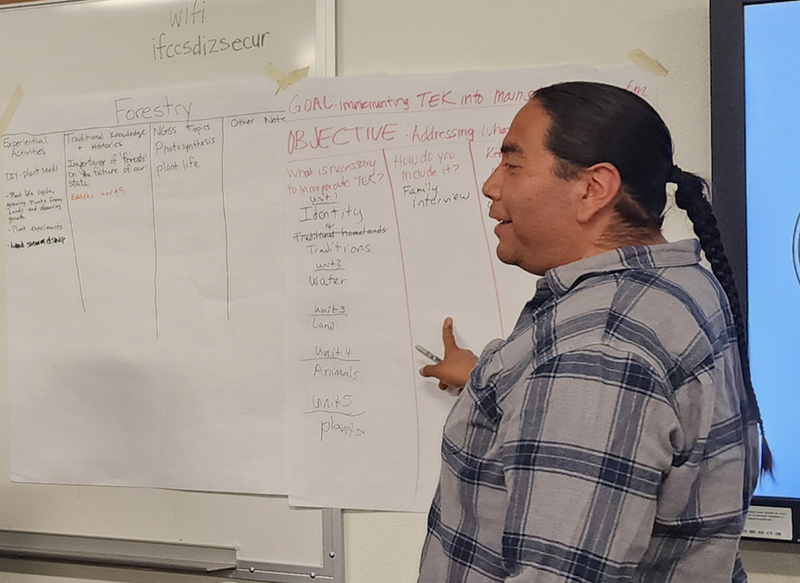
[417,83,759,583]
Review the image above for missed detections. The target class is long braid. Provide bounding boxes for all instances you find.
[671,166,774,477]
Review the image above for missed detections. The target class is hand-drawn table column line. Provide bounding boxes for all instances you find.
[380,147,422,502]
[148,123,160,338]
[467,140,505,337]
[62,132,87,313]
[220,119,231,319]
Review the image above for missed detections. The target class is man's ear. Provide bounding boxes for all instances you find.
[575,162,622,224]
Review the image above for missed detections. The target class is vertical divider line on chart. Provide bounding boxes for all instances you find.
[381,148,421,502]
[62,133,87,313]
[468,141,505,337]
[148,123,160,338]
[220,120,231,319]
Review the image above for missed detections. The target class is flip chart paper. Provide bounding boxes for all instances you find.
[3,79,288,494]
[3,65,657,508]
[284,65,658,511]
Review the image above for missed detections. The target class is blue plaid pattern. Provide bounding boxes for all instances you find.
[419,240,759,583]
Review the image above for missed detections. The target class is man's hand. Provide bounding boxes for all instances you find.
[419,317,478,392]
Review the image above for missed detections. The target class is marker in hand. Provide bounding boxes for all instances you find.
[418,318,478,393]
[415,344,442,363]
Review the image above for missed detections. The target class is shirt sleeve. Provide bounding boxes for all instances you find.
[499,345,679,582]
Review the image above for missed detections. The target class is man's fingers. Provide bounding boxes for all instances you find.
[422,366,452,390]
[419,364,437,378]
[441,317,458,351]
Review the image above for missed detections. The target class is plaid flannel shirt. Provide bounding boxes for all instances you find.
[419,240,759,583]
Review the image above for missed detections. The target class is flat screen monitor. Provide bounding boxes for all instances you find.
[711,0,800,543]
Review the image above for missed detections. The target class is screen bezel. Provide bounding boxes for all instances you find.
[710,0,800,543]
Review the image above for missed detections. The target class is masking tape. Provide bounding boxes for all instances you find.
[0,84,24,136]
[627,49,669,77]
[265,63,310,94]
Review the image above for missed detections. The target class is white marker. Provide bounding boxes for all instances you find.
[415,344,442,363]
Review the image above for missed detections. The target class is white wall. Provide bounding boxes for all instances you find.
[2,1,799,582]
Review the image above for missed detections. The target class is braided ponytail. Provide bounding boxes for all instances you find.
[671,165,774,477]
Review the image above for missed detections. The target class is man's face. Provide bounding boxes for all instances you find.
[483,101,585,276]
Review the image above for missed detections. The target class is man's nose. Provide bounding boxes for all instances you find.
[482,165,501,200]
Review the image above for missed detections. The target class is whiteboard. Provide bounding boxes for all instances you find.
[0,0,339,581]
[0,0,335,97]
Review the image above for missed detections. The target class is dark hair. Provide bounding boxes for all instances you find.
[532,81,773,478]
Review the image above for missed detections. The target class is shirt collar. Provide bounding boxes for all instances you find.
[541,239,702,297]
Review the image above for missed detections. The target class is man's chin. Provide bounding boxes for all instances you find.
[495,249,518,267]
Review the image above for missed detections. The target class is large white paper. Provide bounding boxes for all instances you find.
[3,79,288,494]
[284,65,659,511]
[3,65,657,507]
